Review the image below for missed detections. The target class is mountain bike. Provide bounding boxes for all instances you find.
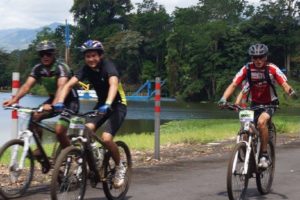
[224,103,277,200]
[50,108,132,200]
[0,105,63,199]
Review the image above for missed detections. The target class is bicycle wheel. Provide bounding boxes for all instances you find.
[103,141,132,200]
[227,142,249,200]
[268,122,276,146]
[0,139,34,198]
[256,141,275,194]
[50,146,87,200]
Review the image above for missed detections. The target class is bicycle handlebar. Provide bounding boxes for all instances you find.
[221,103,279,111]
[3,104,42,112]
[60,108,107,118]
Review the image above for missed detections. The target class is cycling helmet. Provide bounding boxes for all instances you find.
[80,39,104,54]
[248,43,268,56]
[36,40,56,52]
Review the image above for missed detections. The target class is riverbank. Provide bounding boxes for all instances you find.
[116,116,300,151]
[114,116,300,166]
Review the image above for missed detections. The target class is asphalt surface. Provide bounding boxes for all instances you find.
[3,140,300,200]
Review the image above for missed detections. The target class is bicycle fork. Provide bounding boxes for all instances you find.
[9,130,32,181]
[232,136,252,176]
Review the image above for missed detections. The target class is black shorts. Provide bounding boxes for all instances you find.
[251,102,276,125]
[86,103,127,136]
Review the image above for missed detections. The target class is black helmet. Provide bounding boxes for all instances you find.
[80,40,104,54]
[248,44,268,56]
[36,40,56,52]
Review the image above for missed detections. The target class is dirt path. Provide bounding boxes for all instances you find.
[132,133,300,168]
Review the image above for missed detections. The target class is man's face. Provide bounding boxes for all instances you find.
[84,51,102,68]
[39,50,55,66]
[251,55,267,68]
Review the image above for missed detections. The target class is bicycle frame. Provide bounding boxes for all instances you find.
[61,109,109,183]
[234,123,261,176]
[227,103,278,176]
[5,105,57,174]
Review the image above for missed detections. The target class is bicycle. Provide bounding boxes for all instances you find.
[0,104,64,199]
[50,108,132,200]
[224,103,277,200]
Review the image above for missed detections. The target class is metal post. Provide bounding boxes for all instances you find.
[65,19,70,65]
[12,72,20,139]
[154,77,161,160]
[147,80,151,97]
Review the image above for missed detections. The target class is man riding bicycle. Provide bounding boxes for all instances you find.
[219,43,296,168]
[2,40,79,154]
[53,39,127,188]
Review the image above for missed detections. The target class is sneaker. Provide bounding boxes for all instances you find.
[258,155,270,168]
[113,163,126,188]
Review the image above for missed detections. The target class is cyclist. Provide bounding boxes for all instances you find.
[53,39,127,188]
[3,40,79,154]
[219,43,296,168]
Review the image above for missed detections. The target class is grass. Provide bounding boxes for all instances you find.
[1,116,299,163]
[116,116,300,151]
[0,143,59,164]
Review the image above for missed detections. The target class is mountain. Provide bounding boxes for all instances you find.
[0,22,62,52]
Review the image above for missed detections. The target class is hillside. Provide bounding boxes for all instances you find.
[0,23,62,52]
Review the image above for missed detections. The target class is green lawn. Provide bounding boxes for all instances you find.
[116,117,300,151]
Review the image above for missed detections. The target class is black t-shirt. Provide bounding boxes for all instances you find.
[30,60,78,101]
[74,59,127,106]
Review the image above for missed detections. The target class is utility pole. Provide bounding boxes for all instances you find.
[65,19,70,65]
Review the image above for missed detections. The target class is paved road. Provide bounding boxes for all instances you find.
[5,141,300,200]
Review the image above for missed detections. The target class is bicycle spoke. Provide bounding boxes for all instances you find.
[227,142,249,200]
[51,146,86,200]
[0,139,34,198]
[103,141,132,200]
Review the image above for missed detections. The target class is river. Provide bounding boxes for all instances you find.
[0,92,299,145]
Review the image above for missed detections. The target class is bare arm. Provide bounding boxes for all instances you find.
[221,82,238,101]
[235,91,243,105]
[281,82,294,95]
[3,77,36,106]
[52,77,70,105]
[105,76,119,105]
[54,76,79,104]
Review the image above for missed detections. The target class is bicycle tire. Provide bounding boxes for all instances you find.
[0,139,34,199]
[269,122,277,146]
[103,141,132,200]
[51,134,80,166]
[50,146,87,200]
[227,142,249,200]
[256,141,275,194]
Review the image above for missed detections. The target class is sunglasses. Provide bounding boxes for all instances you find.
[252,55,266,60]
[39,51,54,57]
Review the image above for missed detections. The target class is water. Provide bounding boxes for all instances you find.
[0,92,299,145]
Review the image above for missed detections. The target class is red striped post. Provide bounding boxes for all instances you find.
[154,77,161,160]
[12,72,20,138]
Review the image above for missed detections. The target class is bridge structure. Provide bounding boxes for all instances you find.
[77,80,175,101]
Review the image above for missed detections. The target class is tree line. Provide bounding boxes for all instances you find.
[0,0,300,101]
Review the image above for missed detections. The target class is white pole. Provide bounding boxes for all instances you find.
[154,77,161,160]
[12,72,20,139]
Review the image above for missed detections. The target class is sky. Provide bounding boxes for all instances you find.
[0,0,260,30]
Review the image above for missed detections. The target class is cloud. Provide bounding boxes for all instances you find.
[0,0,262,30]
[0,0,73,29]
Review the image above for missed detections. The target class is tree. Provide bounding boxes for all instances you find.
[130,0,171,80]
[105,30,144,83]
[242,0,300,77]
[165,0,249,100]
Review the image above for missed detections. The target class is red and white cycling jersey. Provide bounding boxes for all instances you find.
[233,62,287,104]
